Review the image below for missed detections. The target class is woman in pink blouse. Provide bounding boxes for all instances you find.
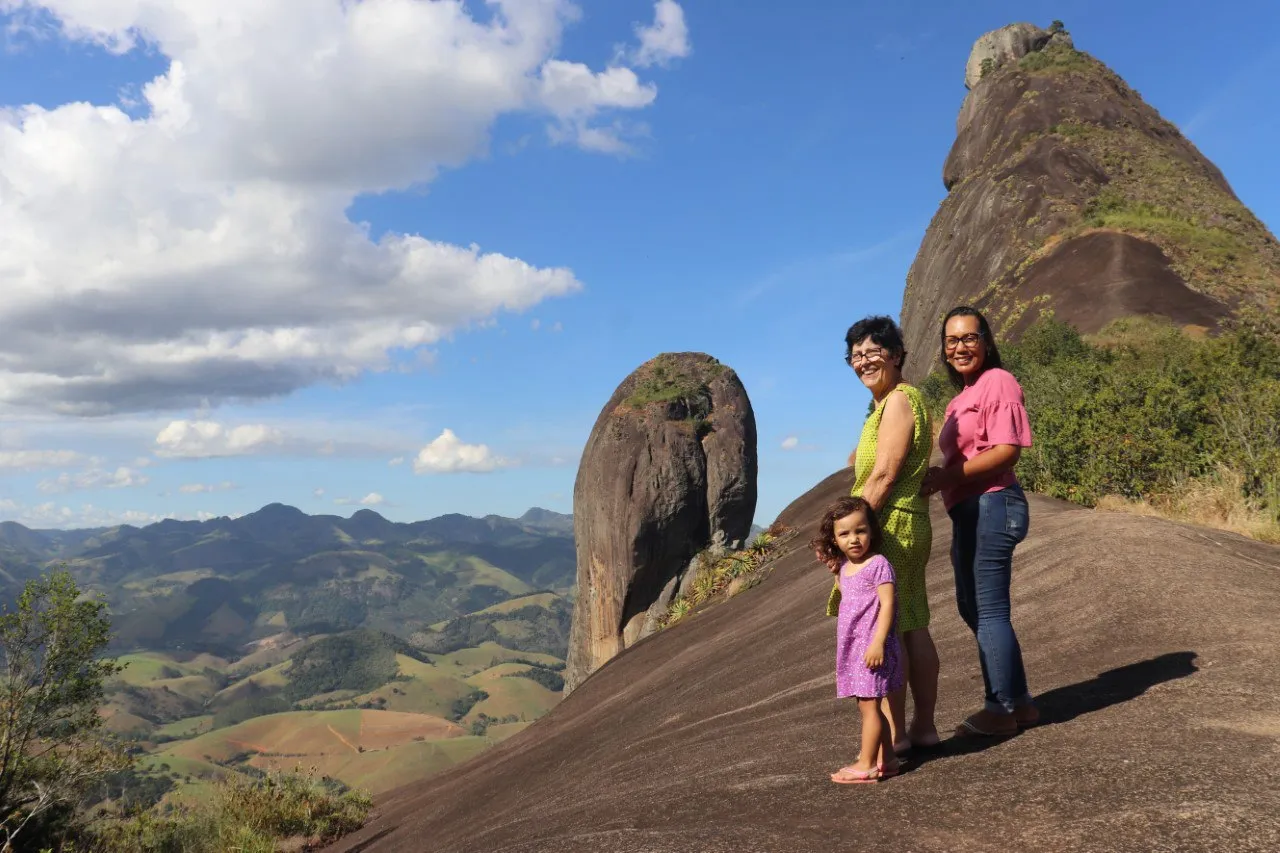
[921,307,1037,738]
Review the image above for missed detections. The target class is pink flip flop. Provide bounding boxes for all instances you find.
[877,760,902,779]
[830,765,881,784]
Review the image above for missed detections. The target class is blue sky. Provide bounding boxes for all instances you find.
[0,0,1277,531]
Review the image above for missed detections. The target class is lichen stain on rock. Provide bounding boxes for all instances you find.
[564,352,757,694]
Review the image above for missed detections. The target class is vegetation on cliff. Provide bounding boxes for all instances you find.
[989,43,1280,322]
[660,523,798,628]
[0,572,374,852]
[902,22,1280,377]
[921,315,1280,541]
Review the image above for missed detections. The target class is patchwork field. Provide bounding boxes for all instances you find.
[104,637,565,797]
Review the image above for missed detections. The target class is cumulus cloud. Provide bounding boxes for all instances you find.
[0,449,83,470]
[780,436,799,450]
[38,465,149,493]
[633,0,691,67]
[334,492,387,507]
[414,428,510,474]
[155,420,284,457]
[387,457,405,467]
[313,487,326,498]
[0,0,681,415]
[179,481,237,494]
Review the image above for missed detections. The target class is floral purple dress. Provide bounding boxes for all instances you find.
[835,555,905,699]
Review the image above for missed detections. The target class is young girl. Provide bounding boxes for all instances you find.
[812,496,905,783]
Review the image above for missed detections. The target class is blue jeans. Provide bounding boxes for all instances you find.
[948,484,1033,714]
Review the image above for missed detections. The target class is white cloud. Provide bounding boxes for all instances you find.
[0,449,83,470]
[387,456,405,467]
[334,491,386,507]
[0,0,682,415]
[179,480,237,494]
[550,321,563,333]
[414,428,510,474]
[633,1,691,68]
[780,436,799,451]
[0,498,208,529]
[530,318,541,331]
[37,465,149,493]
[155,420,284,458]
[313,487,325,498]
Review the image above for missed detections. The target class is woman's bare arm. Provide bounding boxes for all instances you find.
[859,391,913,512]
[922,444,1021,495]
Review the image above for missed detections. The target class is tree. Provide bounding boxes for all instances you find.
[0,571,130,850]
[1049,20,1066,34]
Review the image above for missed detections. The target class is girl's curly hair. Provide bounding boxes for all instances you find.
[810,496,883,574]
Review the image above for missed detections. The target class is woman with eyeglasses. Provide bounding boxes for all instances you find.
[828,315,941,756]
[921,306,1038,738]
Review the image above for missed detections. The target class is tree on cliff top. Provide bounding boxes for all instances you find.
[0,571,129,849]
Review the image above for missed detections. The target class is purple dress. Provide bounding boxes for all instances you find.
[835,555,906,699]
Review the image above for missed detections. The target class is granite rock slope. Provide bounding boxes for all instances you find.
[562,352,757,693]
[325,467,1280,853]
[900,22,1280,381]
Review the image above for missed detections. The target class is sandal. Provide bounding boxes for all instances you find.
[955,710,1018,738]
[830,765,881,785]
[877,759,902,779]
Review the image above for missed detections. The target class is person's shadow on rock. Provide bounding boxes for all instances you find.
[919,651,1198,762]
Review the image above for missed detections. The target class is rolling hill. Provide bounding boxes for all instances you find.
[0,505,576,801]
[0,505,575,656]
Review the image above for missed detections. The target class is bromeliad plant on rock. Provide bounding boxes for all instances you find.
[659,522,798,629]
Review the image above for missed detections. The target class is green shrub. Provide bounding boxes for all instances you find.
[1019,44,1089,73]
[89,767,371,852]
[447,688,489,721]
[504,666,565,692]
[926,315,1280,520]
[285,629,401,702]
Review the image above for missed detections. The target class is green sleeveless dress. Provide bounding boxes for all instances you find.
[826,383,934,632]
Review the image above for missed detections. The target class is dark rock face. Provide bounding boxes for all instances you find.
[563,352,757,693]
[901,24,1280,381]
[323,468,1280,853]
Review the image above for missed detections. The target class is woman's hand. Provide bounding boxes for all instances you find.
[864,641,885,670]
[920,465,956,497]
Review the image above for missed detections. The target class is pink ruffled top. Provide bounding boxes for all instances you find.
[938,367,1033,510]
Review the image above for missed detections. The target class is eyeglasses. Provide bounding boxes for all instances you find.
[847,347,886,367]
[943,333,983,351]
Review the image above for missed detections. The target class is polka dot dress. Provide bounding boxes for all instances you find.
[826,383,934,633]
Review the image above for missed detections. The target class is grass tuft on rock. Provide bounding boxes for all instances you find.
[622,354,727,423]
[659,523,797,629]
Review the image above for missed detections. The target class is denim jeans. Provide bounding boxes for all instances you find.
[948,483,1032,714]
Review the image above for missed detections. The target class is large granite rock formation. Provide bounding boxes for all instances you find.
[562,352,757,693]
[325,467,1280,853]
[901,22,1280,381]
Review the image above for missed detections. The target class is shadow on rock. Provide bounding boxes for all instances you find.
[1037,650,1199,725]
[923,651,1199,761]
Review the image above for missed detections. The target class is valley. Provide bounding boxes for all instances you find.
[0,505,577,804]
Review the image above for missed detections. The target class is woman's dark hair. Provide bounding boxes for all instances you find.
[810,496,883,574]
[941,305,1003,388]
[844,315,907,370]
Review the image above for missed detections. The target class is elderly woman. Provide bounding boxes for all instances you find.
[921,306,1037,737]
[828,315,940,754]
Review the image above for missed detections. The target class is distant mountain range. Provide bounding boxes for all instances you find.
[0,504,577,656]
